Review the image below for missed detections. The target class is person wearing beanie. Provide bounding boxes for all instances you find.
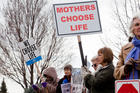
[32,67,59,93]
[56,64,72,93]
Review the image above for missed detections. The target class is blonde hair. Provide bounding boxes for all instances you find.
[91,56,97,62]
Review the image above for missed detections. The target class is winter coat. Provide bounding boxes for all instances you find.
[38,67,58,93]
[114,42,140,80]
[84,63,115,93]
[56,75,71,93]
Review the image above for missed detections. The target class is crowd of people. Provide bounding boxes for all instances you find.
[31,14,140,93]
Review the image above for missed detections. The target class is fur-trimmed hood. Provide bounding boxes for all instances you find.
[43,67,57,82]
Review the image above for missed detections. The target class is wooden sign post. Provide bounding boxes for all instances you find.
[77,35,86,66]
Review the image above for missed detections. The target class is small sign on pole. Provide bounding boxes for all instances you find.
[115,80,140,93]
[18,38,42,66]
[53,0,102,36]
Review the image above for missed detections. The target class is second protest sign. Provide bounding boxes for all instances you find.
[18,38,42,65]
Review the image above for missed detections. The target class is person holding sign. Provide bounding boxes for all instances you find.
[56,64,72,93]
[84,47,115,93]
[114,14,140,80]
[81,56,103,78]
[91,56,103,73]
[32,67,58,93]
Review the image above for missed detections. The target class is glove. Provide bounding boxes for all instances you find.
[135,60,140,70]
[32,84,39,91]
[124,58,135,74]
[82,66,91,73]
[81,66,90,78]
[41,82,47,88]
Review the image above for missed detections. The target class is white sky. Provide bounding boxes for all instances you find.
[0,0,116,93]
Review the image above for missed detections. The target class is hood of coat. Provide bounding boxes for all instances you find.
[43,67,57,82]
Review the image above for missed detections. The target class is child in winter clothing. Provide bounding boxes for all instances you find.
[32,67,58,93]
[56,64,72,93]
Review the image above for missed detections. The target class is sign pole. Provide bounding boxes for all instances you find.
[35,62,44,82]
[77,35,86,66]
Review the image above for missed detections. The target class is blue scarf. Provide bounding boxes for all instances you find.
[125,37,140,79]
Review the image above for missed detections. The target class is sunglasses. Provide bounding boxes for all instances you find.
[92,64,97,67]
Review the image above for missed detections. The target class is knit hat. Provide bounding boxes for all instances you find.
[64,64,72,71]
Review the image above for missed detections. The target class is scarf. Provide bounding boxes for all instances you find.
[62,75,71,84]
[125,36,140,79]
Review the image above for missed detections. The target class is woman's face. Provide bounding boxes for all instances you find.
[43,74,53,82]
[64,69,71,76]
[97,52,104,64]
[132,18,140,39]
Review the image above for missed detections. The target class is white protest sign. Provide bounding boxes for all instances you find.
[61,83,83,93]
[61,83,71,93]
[18,38,42,65]
[115,80,140,93]
[72,84,83,93]
[71,68,83,85]
[71,68,83,93]
[53,1,102,36]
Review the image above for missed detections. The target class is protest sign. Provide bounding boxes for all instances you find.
[18,38,42,65]
[71,68,83,84]
[71,68,83,93]
[61,83,71,93]
[53,0,102,36]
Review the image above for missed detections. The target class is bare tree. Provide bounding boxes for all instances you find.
[0,0,73,89]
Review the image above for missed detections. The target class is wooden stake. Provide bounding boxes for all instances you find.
[35,62,44,82]
[77,35,86,66]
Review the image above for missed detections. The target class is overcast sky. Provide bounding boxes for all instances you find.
[0,0,114,93]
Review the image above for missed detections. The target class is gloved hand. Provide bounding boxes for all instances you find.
[32,84,39,91]
[81,66,91,78]
[41,82,47,88]
[124,58,135,74]
[135,60,140,70]
[82,66,91,73]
